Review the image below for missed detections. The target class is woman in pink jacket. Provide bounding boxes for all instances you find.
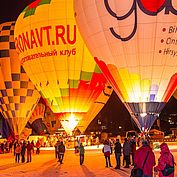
[155,143,175,177]
[134,140,156,177]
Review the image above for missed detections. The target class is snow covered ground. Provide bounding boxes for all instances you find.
[0,144,177,177]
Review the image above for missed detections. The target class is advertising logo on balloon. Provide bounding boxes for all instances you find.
[15,25,77,64]
[104,0,177,41]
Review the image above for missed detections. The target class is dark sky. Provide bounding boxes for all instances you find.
[1,0,177,133]
[0,0,35,24]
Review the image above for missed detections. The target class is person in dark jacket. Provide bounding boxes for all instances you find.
[58,141,65,164]
[114,139,122,169]
[123,138,131,168]
[21,142,26,163]
[79,143,85,165]
[26,141,33,163]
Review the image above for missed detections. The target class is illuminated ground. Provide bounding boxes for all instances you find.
[0,144,177,177]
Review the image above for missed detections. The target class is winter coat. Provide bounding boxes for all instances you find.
[79,145,85,155]
[156,143,174,177]
[27,143,33,151]
[123,141,131,156]
[15,145,21,154]
[134,145,156,176]
[21,144,26,156]
[103,144,111,157]
[130,141,136,154]
[59,144,65,154]
[114,141,122,154]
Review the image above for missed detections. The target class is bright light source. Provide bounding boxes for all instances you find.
[140,113,147,117]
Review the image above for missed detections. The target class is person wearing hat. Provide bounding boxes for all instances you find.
[133,139,156,177]
[154,143,175,177]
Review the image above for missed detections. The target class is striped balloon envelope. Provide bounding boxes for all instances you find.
[0,21,40,138]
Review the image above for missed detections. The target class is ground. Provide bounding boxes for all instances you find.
[0,144,177,177]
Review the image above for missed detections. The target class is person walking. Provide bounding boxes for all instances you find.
[21,141,26,163]
[134,140,156,177]
[79,143,85,165]
[123,138,131,168]
[15,143,21,163]
[58,141,65,164]
[114,139,122,169]
[154,143,175,177]
[102,140,112,168]
[26,141,33,163]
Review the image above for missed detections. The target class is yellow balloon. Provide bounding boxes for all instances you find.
[14,0,106,116]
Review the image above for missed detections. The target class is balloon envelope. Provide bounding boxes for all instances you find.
[0,21,40,136]
[74,0,177,131]
[77,83,113,133]
[14,0,106,119]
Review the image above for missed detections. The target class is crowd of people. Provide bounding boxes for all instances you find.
[102,137,176,177]
[0,139,41,163]
[0,136,176,176]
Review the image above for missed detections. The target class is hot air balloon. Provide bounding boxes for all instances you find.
[74,1,177,132]
[77,83,113,133]
[28,102,47,135]
[14,0,107,134]
[0,21,40,138]
[43,106,62,134]
[19,122,32,140]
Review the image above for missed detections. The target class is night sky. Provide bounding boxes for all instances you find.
[1,0,177,134]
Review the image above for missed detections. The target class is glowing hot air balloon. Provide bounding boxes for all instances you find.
[77,83,113,133]
[43,106,62,134]
[28,102,47,135]
[74,0,177,132]
[0,21,40,137]
[19,122,32,140]
[14,0,107,134]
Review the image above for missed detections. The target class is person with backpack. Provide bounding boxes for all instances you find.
[154,143,175,177]
[133,140,156,177]
[58,141,65,164]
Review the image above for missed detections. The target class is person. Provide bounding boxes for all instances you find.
[55,141,60,158]
[13,140,17,156]
[134,140,156,177]
[15,143,21,163]
[26,141,33,163]
[130,137,136,165]
[154,143,175,177]
[79,143,85,165]
[31,140,34,153]
[102,140,112,167]
[123,138,131,168]
[36,140,41,154]
[58,141,65,164]
[21,141,26,163]
[114,139,122,169]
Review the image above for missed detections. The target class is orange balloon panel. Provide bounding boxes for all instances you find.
[14,0,106,114]
[74,0,177,131]
[43,107,62,134]
[0,21,40,136]
[77,83,113,133]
